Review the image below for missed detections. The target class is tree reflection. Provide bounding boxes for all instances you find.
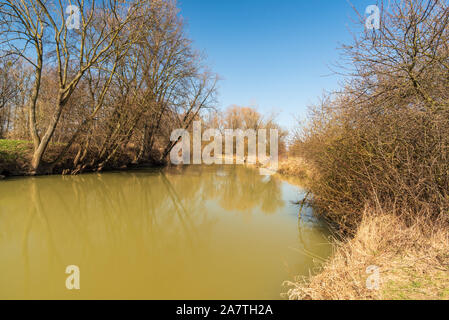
[0,166,329,299]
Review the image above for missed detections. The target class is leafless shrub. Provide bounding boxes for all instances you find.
[296,0,449,233]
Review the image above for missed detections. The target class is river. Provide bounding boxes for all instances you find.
[0,165,331,299]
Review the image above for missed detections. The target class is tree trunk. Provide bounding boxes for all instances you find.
[29,53,43,152]
[31,96,65,174]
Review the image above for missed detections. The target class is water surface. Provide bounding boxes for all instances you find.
[0,166,330,299]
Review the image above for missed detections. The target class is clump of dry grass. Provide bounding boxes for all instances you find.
[284,211,449,300]
[277,157,309,178]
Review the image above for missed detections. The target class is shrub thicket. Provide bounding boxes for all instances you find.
[298,0,449,233]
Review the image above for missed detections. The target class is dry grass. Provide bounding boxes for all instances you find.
[284,212,449,300]
[277,157,309,179]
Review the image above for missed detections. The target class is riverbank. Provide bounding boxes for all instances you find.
[284,212,449,300]
[0,139,162,177]
[278,158,449,300]
[1,138,304,178]
[0,139,31,176]
[276,157,309,179]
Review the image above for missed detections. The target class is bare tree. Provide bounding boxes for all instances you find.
[344,0,449,112]
[0,0,143,173]
[0,59,16,137]
[0,0,218,174]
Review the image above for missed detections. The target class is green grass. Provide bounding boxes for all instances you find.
[383,270,449,300]
[0,139,31,161]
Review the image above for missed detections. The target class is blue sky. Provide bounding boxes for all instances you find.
[177,0,376,129]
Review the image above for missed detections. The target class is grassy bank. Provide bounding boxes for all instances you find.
[0,139,159,177]
[284,211,449,300]
[277,157,309,179]
[0,139,32,176]
[279,156,449,300]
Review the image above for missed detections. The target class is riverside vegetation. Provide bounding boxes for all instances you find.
[0,0,218,175]
[284,0,449,300]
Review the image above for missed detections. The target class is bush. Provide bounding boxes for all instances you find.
[300,101,449,233]
[296,0,449,233]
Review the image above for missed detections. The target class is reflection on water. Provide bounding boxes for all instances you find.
[0,166,330,299]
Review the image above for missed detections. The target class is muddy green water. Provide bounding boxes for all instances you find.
[0,166,331,299]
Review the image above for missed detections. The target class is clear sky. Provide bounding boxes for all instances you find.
[177,0,376,129]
